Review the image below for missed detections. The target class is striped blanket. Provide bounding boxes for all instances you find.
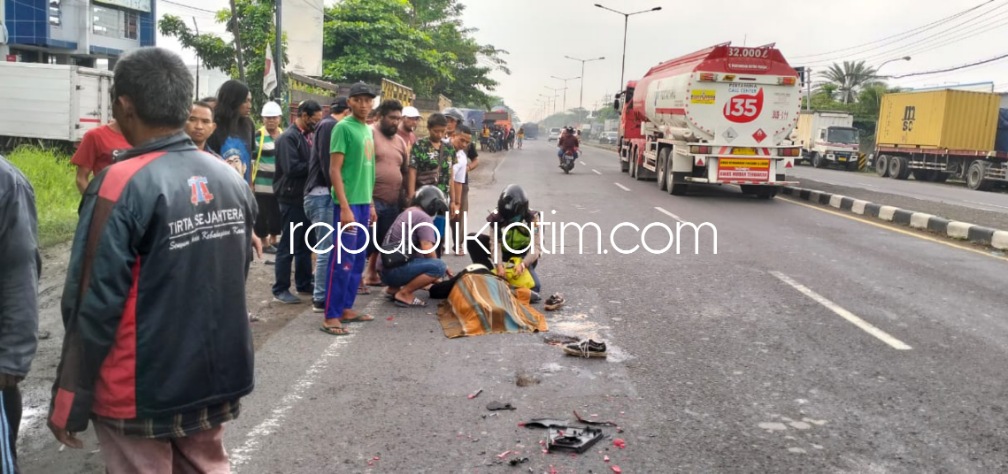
[436,273,548,338]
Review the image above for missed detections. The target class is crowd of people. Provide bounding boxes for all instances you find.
[0,46,566,472]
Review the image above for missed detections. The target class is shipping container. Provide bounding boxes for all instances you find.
[876,90,1000,151]
[873,90,1008,191]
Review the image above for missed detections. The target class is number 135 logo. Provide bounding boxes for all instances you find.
[723,88,764,124]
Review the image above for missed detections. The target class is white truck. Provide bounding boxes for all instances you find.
[790,111,860,170]
[0,62,114,145]
[616,42,802,198]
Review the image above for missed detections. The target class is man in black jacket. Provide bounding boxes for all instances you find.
[272,100,323,304]
[0,154,40,474]
[47,47,260,472]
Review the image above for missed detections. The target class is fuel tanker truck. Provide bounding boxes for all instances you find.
[615,42,803,198]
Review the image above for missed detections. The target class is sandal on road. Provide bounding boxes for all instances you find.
[319,324,350,336]
[395,297,427,308]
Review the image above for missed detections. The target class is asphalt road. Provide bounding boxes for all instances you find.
[18,139,1008,473]
[789,165,1008,213]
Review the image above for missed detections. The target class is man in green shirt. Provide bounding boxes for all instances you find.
[322,82,378,334]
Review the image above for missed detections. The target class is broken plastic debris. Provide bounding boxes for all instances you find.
[386,316,394,321]
[497,450,513,459]
[604,455,610,462]
[519,418,569,429]
[611,465,622,473]
[548,426,604,454]
[574,410,618,427]
[613,438,626,449]
[468,388,483,399]
[509,457,530,466]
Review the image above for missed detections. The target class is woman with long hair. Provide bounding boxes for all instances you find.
[207,79,256,185]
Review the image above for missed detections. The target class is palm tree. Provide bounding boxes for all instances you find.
[819,60,881,104]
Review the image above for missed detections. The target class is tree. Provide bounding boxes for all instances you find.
[159,0,284,109]
[322,0,508,107]
[819,60,880,104]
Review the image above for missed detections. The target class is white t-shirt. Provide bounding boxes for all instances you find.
[453,149,468,184]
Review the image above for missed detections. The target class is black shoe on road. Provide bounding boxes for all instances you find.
[563,339,607,358]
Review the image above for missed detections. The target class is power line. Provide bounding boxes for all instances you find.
[802,0,1008,67]
[892,51,1008,78]
[162,0,220,15]
[855,6,1008,65]
[790,0,996,61]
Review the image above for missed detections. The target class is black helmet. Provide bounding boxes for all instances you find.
[412,185,448,216]
[497,184,529,222]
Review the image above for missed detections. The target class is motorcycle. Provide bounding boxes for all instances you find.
[561,150,577,174]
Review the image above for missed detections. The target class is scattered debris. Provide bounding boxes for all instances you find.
[386,316,394,321]
[367,456,380,466]
[509,457,530,466]
[574,410,618,427]
[519,418,568,429]
[548,426,603,454]
[497,450,513,459]
[543,334,580,346]
[613,438,626,449]
[468,388,483,399]
[611,465,622,473]
[487,401,517,411]
[604,455,610,462]
[515,372,541,387]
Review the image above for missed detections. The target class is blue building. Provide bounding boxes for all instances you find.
[2,0,155,67]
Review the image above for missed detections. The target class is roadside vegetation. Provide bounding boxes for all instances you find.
[6,146,79,247]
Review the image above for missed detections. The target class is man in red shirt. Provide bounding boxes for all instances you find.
[556,126,580,167]
[71,121,131,194]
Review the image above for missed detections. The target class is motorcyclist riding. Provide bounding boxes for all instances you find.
[556,126,580,167]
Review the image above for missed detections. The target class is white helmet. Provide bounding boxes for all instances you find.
[261,101,283,118]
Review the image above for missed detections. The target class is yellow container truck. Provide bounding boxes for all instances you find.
[874,89,1006,191]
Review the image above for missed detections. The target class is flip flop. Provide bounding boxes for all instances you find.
[357,286,371,295]
[395,297,427,308]
[343,313,375,322]
[319,325,350,336]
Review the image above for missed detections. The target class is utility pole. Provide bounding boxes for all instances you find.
[192,17,200,98]
[274,0,283,102]
[229,0,246,82]
[594,4,662,97]
[550,76,579,113]
[564,55,605,115]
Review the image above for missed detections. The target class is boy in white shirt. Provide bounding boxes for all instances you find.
[450,125,473,255]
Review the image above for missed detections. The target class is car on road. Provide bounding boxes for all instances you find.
[548,128,561,141]
[599,131,618,144]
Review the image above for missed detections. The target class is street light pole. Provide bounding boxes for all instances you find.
[874,56,911,110]
[551,76,580,113]
[595,4,662,96]
[565,55,605,114]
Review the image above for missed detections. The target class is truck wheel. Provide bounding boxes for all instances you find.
[629,151,637,178]
[812,153,825,168]
[875,155,890,177]
[889,156,911,180]
[634,153,648,181]
[966,160,992,191]
[756,187,779,199]
[656,148,669,191]
[669,172,688,195]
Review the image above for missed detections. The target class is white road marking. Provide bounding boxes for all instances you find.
[230,299,379,469]
[614,182,630,192]
[592,169,602,175]
[654,206,685,223]
[770,271,912,351]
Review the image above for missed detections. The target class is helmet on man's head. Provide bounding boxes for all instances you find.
[413,185,449,217]
[442,108,465,123]
[497,184,529,222]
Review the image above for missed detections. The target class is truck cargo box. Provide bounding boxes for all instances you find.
[877,90,1000,151]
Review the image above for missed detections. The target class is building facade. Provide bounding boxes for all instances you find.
[2,0,155,67]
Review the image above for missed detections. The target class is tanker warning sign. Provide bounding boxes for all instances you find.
[718,158,770,181]
[691,90,716,105]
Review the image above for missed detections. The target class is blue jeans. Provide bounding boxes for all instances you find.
[367,200,401,255]
[304,194,334,304]
[381,257,447,288]
[272,203,313,296]
[432,215,447,257]
[324,204,370,320]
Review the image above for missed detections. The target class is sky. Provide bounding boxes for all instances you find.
[159,0,1008,122]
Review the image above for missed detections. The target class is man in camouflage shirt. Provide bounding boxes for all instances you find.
[407,113,455,257]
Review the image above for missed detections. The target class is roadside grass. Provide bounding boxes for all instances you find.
[6,146,79,247]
